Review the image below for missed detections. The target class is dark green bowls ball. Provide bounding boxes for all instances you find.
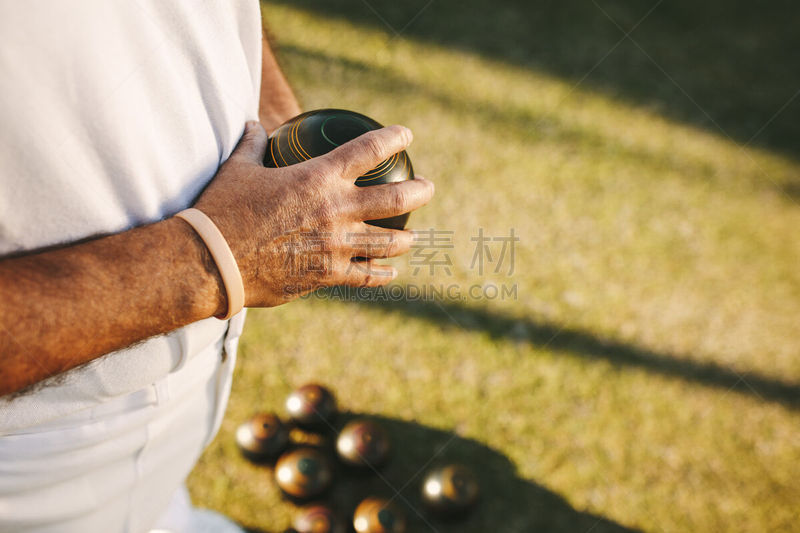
[264,109,415,230]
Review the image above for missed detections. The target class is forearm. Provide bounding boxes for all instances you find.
[259,28,302,132]
[0,217,225,395]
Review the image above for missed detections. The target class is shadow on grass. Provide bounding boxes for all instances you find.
[244,413,641,533]
[281,44,732,186]
[322,291,800,411]
[782,182,800,201]
[266,0,800,160]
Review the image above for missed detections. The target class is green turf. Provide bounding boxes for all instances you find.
[187,2,800,531]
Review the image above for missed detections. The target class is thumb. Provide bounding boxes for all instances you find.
[230,121,268,164]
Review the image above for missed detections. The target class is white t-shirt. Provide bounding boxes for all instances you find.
[0,1,262,531]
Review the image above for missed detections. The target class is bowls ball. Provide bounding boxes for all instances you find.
[235,413,290,462]
[420,464,479,516]
[286,383,337,429]
[353,497,406,533]
[336,419,391,468]
[293,505,347,533]
[275,447,334,500]
[264,108,415,230]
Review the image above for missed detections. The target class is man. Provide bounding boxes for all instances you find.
[0,2,434,532]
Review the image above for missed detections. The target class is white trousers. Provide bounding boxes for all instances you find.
[0,314,245,533]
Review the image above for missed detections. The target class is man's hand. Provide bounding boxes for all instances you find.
[193,121,434,307]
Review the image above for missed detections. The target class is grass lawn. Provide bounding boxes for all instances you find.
[188,2,800,531]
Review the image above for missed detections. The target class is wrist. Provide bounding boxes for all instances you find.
[165,217,228,319]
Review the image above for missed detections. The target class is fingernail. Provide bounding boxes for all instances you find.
[414,176,434,190]
[391,268,398,280]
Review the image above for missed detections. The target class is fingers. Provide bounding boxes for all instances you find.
[344,226,414,259]
[354,176,435,221]
[341,258,397,288]
[321,125,413,180]
[230,121,267,164]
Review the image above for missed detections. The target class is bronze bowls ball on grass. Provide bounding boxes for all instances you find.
[352,497,406,533]
[420,464,480,517]
[285,383,338,429]
[275,447,334,500]
[235,412,290,462]
[336,419,391,468]
[293,505,347,533]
